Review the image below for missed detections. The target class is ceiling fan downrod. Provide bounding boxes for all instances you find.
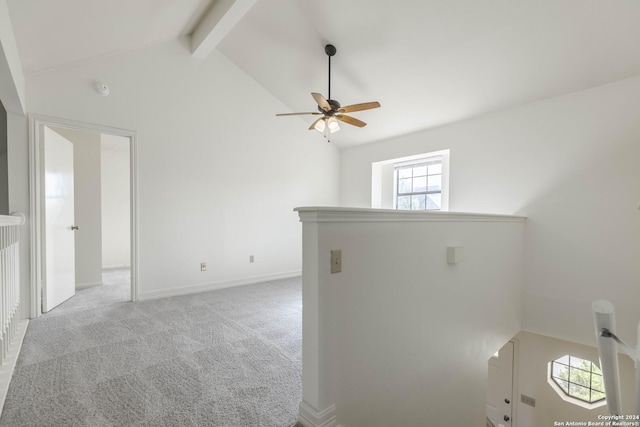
[325,44,336,101]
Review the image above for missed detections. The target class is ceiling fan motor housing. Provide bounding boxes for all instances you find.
[318,99,341,114]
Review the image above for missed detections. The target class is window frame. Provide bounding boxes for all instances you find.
[393,156,443,211]
[371,149,449,211]
[547,355,607,410]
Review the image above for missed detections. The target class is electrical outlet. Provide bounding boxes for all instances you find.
[330,250,342,273]
[249,255,254,263]
[521,394,536,407]
[200,262,207,271]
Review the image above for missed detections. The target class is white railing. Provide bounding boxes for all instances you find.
[593,300,640,416]
[0,214,23,366]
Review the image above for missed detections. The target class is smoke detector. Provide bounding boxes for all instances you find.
[93,82,110,96]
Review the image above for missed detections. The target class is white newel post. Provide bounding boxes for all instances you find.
[296,210,337,427]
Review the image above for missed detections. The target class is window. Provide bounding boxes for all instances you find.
[394,157,442,210]
[371,149,449,211]
[548,355,606,408]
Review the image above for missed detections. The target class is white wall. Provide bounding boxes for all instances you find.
[25,37,340,299]
[297,208,525,427]
[101,133,130,269]
[340,75,640,347]
[0,0,25,114]
[49,126,103,288]
[513,331,636,426]
[0,99,7,215]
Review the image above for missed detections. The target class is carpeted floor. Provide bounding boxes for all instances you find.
[44,268,132,316]
[0,271,302,426]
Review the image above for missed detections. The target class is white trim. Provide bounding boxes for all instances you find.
[0,215,22,226]
[137,270,301,301]
[28,116,42,318]
[0,319,28,414]
[510,338,520,427]
[295,206,526,223]
[28,114,139,318]
[394,155,442,169]
[129,130,139,303]
[298,400,337,427]
[75,281,103,290]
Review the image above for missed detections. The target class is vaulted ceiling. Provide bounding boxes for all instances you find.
[7,0,640,147]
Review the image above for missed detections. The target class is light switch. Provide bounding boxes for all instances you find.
[330,250,342,273]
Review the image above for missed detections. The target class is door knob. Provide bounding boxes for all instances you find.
[504,398,510,404]
[71,225,79,231]
[504,415,510,422]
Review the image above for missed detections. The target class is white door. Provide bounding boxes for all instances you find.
[487,341,514,427]
[43,126,76,312]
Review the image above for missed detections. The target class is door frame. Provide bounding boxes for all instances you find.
[488,338,520,427]
[511,338,519,427]
[29,114,139,318]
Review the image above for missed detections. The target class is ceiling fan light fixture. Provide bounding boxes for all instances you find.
[314,118,326,132]
[327,116,340,133]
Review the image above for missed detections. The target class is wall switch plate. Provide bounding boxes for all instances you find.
[330,250,342,273]
[200,262,207,271]
[249,255,254,263]
[521,394,535,407]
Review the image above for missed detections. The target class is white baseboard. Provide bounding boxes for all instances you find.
[0,319,28,416]
[298,400,337,427]
[138,270,302,301]
[76,281,103,290]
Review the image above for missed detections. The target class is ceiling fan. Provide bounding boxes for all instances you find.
[276,44,380,136]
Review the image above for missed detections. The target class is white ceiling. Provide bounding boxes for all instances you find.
[6,0,214,74]
[8,0,640,147]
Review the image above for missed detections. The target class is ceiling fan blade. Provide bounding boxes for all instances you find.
[311,93,331,111]
[337,114,367,128]
[338,101,381,113]
[276,112,322,116]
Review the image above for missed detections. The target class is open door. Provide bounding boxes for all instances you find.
[43,126,76,312]
[487,340,515,427]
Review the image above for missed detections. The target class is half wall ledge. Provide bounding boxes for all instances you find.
[294,206,527,223]
[293,206,527,427]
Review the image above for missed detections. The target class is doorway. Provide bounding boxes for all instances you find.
[29,115,138,318]
[487,340,517,427]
